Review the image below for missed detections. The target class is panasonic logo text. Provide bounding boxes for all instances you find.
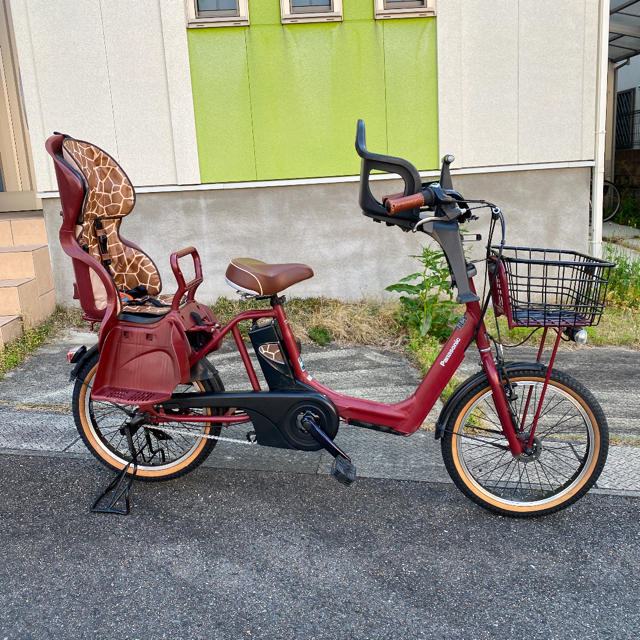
[440,338,460,367]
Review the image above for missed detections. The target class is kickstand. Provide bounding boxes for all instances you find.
[91,421,139,515]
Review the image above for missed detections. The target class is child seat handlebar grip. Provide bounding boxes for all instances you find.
[384,188,435,215]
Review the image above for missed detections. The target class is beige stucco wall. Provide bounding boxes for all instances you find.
[43,167,590,305]
[438,0,599,167]
[9,0,199,192]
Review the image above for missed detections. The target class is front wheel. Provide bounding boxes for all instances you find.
[441,368,609,517]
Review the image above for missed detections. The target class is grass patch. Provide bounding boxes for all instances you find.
[211,297,403,348]
[0,306,84,381]
[482,307,640,351]
[308,326,332,346]
[604,245,640,310]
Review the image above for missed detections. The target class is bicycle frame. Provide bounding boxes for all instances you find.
[144,275,525,457]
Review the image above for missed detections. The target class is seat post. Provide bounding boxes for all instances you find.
[269,294,286,307]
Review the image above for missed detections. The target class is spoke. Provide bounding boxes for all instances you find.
[537,458,571,485]
[568,442,584,462]
[549,444,580,469]
[537,416,585,439]
[536,407,580,438]
[536,458,556,491]
[475,454,514,481]
[513,462,526,498]
[534,394,568,422]
[463,445,509,467]
[523,464,535,494]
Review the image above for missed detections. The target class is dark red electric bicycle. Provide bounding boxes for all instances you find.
[46,121,614,517]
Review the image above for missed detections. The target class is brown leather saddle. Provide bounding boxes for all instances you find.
[225,258,313,296]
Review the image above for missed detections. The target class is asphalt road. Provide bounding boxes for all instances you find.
[0,453,638,640]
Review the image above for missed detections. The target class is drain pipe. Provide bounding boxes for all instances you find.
[590,0,611,258]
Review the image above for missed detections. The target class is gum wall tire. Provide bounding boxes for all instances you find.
[441,368,609,518]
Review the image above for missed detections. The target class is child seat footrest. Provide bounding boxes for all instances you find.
[90,386,170,404]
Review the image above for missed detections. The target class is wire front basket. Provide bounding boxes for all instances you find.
[490,246,615,328]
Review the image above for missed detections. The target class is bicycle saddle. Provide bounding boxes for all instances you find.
[225,258,313,296]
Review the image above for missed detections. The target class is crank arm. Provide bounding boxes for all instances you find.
[301,413,351,461]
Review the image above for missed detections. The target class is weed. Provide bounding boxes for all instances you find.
[210,297,402,348]
[0,306,83,381]
[615,192,640,229]
[386,245,461,342]
[604,245,640,309]
[308,326,332,346]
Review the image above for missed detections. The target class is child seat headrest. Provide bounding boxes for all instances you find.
[62,137,135,222]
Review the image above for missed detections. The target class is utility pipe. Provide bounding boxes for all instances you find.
[590,0,611,258]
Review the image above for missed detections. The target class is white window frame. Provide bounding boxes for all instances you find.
[186,0,249,28]
[280,0,343,25]
[374,0,435,20]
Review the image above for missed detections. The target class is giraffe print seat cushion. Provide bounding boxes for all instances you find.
[62,137,166,314]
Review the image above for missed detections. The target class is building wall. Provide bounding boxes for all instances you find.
[188,0,439,182]
[12,0,599,193]
[9,0,199,191]
[437,0,599,167]
[11,1,599,305]
[43,167,591,305]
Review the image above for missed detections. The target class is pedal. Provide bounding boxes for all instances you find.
[331,455,356,486]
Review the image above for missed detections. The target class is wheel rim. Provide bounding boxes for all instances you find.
[79,363,216,477]
[452,378,599,511]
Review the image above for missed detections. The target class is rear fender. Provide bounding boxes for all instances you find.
[69,344,98,381]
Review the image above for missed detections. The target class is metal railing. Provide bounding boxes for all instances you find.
[616,109,640,149]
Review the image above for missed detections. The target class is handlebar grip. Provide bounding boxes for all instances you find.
[381,192,404,204]
[385,189,434,215]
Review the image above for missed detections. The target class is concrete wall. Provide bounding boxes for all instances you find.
[9,0,199,192]
[43,166,591,305]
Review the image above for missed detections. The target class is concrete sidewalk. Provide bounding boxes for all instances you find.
[1,328,639,497]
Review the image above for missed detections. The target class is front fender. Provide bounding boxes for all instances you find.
[434,361,545,439]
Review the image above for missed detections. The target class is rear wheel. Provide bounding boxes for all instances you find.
[72,350,224,481]
[441,368,608,517]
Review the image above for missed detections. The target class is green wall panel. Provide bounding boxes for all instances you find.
[247,22,387,180]
[249,0,281,25]
[344,0,374,22]
[383,19,439,170]
[188,28,256,182]
[187,0,438,183]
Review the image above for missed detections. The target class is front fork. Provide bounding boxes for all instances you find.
[475,322,565,456]
[475,322,524,456]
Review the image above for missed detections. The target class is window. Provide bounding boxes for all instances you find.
[374,0,435,20]
[280,0,343,24]
[186,0,249,28]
